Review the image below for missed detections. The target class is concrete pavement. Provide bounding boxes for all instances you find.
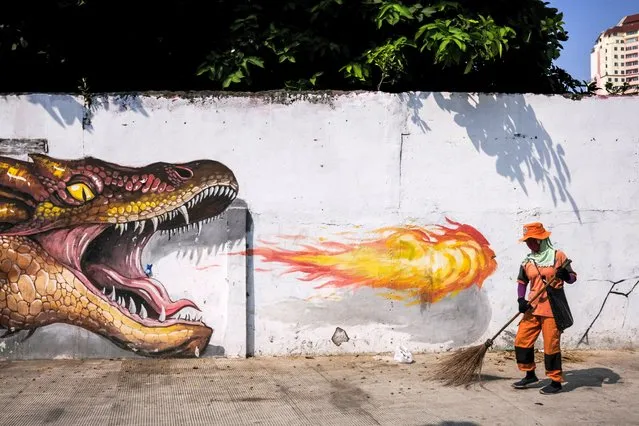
[0,349,637,425]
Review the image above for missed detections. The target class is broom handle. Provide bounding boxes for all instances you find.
[487,259,572,344]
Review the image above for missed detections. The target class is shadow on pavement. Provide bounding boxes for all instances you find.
[562,367,621,392]
[475,374,506,382]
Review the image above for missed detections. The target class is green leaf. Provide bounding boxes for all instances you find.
[309,71,324,85]
[246,57,265,68]
[421,7,437,17]
[452,38,464,51]
[464,58,474,74]
[437,39,451,56]
[392,4,414,19]
[195,65,210,76]
[415,25,428,41]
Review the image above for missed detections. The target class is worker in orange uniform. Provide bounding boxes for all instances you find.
[512,222,577,394]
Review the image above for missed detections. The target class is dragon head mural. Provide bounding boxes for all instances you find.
[0,154,238,357]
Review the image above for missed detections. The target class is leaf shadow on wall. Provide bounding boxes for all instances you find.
[397,92,431,132]
[430,93,581,222]
[23,94,149,132]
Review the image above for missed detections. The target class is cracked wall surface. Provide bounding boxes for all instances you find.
[0,92,638,358]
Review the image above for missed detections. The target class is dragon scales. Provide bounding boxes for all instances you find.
[0,154,238,357]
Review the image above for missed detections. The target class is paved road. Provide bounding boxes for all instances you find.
[0,350,637,425]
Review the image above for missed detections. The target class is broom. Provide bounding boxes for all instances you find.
[430,258,572,387]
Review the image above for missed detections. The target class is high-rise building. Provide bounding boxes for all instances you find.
[591,14,639,94]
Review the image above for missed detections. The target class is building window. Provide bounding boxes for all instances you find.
[615,70,619,74]
[628,53,639,58]
[614,55,618,58]
[628,30,639,36]
[621,47,625,50]
[627,61,639,66]
[614,62,618,66]
[628,37,639,43]
[614,47,618,51]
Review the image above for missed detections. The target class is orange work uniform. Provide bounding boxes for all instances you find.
[514,250,576,382]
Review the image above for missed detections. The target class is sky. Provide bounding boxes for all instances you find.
[547,0,639,81]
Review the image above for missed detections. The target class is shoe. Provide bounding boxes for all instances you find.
[512,372,539,389]
[539,381,562,394]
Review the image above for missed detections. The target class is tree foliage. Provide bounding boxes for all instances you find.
[0,0,582,94]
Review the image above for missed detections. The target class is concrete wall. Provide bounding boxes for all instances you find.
[0,91,637,359]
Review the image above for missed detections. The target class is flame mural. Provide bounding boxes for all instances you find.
[249,218,497,306]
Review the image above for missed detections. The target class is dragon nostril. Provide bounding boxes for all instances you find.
[173,166,193,180]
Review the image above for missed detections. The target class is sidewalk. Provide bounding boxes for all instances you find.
[0,349,637,425]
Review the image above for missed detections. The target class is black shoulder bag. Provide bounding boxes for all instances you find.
[533,259,574,332]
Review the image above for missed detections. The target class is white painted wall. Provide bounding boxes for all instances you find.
[0,91,638,359]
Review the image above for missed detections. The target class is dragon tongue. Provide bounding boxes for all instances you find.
[85,264,200,317]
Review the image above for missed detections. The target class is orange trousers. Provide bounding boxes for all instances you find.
[514,313,563,382]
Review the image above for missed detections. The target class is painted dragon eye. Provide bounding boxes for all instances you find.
[66,183,95,202]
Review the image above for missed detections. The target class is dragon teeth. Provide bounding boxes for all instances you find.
[159,306,166,322]
[110,286,117,301]
[140,184,236,238]
[131,220,146,235]
[128,297,137,315]
[178,205,189,225]
[139,304,148,319]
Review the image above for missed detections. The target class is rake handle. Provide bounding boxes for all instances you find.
[484,259,572,347]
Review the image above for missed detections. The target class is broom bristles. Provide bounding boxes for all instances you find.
[430,340,491,387]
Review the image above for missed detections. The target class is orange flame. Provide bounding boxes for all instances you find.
[248,218,497,305]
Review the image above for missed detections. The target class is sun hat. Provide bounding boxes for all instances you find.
[519,222,551,242]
